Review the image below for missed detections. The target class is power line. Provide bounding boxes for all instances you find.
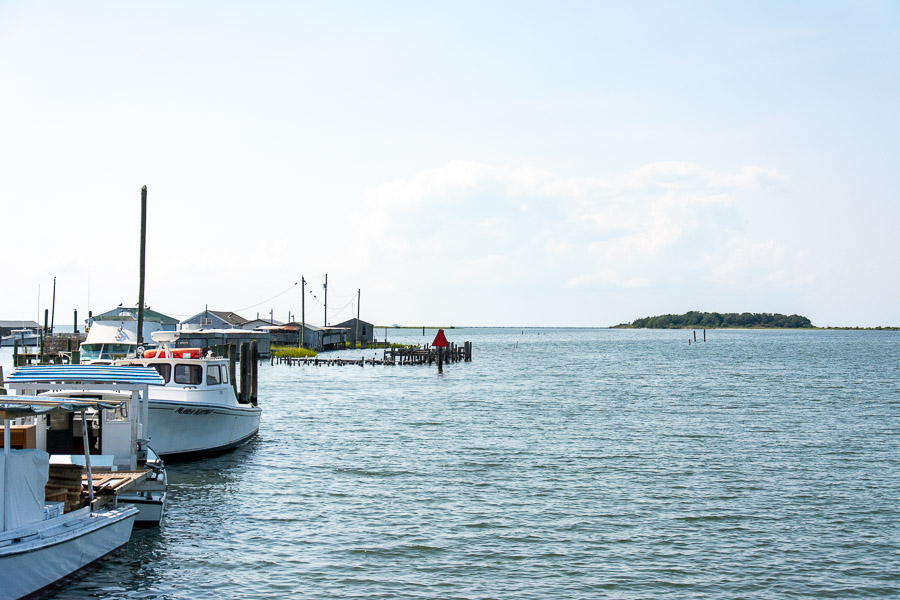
[234,282,299,311]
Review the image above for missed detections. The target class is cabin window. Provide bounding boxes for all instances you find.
[81,344,102,361]
[206,365,222,385]
[101,343,133,359]
[151,363,171,383]
[174,364,202,385]
[221,367,229,384]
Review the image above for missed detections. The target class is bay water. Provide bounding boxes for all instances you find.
[4,328,898,598]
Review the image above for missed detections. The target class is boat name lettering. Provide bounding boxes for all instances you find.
[175,407,214,415]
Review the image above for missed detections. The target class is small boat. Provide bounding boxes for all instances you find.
[0,397,140,600]
[5,365,169,526]
[113,331,261,459]
[1,329,39,348]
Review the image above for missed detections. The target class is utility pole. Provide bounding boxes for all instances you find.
[300,276,305,348]
[270,309,274,325]
[137,185,147,347]
[323,274,328,327]
[356,288,360,346]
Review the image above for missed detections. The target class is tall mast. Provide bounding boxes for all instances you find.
[137,185,147,347]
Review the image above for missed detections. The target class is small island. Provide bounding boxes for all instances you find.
[614,311,813,329]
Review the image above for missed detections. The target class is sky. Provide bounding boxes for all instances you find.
[1,1,898,328]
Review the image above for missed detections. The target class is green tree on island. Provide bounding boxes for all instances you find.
[625,312,813,329]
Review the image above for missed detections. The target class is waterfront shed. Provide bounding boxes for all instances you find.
[281,322,348,351]
[180,310,249,330]
[334,318,374,346]
[0,320,41,337]
[244,318,284,330]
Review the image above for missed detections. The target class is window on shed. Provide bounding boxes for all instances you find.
[174,364,202,385]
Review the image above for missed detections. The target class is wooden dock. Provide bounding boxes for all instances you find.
[11,333,86,366]
[271,342,472,367]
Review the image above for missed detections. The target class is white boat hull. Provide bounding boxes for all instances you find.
[119,494,165,525]
[147,400,260,458]
[0,505,137,600]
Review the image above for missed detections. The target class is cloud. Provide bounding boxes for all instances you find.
[354,160,790,299]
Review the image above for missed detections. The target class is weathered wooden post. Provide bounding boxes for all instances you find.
[73,309,78,334]
[41,310,47,362]
[228,344,237,398]
[137,185,147,348]
[249,340,259,405]
[703,329,706,342]
[50,276,56,335]
[239,342,250,403]
[693,330,697,342]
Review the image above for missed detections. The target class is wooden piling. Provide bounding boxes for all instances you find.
[249,340,259,405]
[228,344,237,399]
[239,342,250,403]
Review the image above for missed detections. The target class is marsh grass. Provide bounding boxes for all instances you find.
[272,346,318,358]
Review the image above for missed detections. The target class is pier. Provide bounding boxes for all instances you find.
[11,333,85,366]
[271,341,472,367]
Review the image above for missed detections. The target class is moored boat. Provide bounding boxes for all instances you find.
[0,397,140,600]
[1,329,39,348]
[5,365,169,526]
[114,331,261,459]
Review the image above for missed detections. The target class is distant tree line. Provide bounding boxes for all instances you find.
[626,311,813,329]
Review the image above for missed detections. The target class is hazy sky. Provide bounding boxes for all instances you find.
[2,1,898,327]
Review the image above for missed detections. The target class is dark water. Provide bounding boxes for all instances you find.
[10,328,899,599]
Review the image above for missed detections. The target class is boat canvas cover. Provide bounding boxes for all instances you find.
[7,365,165,386]
[1,450,50,531]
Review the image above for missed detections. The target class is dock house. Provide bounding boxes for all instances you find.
[279,322,349,352]
[334,318,374,346]
[245,318,283,330]
[180,310,249,330]
[173,329,271,358]
[0,320,41,337]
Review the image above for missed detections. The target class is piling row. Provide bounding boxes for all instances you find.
[270,341,473,367]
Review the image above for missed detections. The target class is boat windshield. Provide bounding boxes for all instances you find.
[81,343,135,361]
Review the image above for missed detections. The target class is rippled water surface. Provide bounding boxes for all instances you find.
[7,328,899,598]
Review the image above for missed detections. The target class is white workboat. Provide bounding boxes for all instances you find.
[5,365,169,526]
[114,331,261,460]
[0,397,139,600]
[80,307,173,362]
[1,329,39,348]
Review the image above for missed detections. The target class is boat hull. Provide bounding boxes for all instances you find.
[0,505,137,600]
[147,400,261,458]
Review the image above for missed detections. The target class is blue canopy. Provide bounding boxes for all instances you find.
[0,395,125,417]
[7,365,165,386]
